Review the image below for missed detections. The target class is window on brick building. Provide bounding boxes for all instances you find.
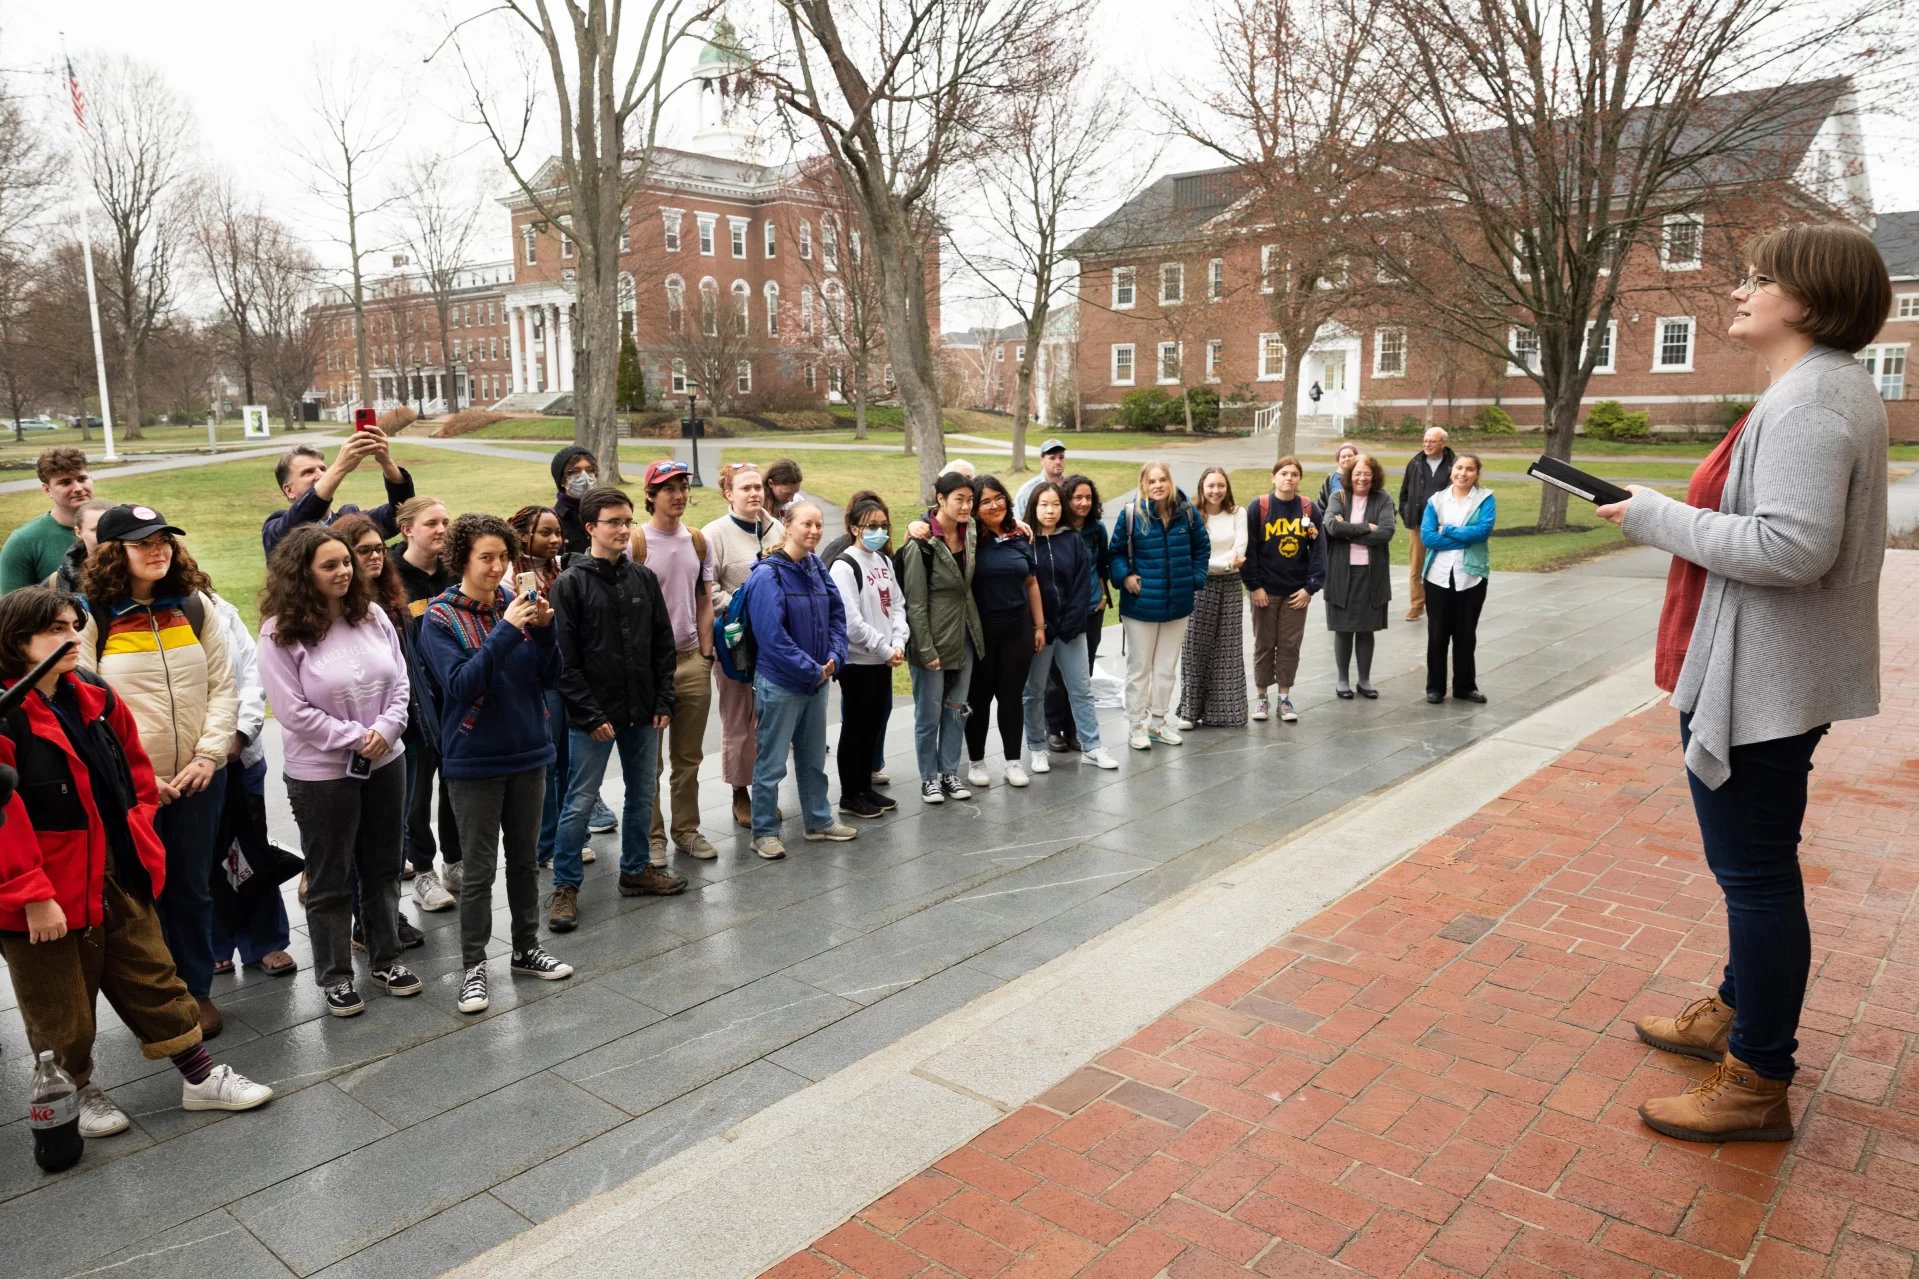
[560,218,574,259]
[662,208,683,252]
[1858,345,1907,400]
[1112,344,1135,385]
[823,215,840,271]
[733,280,750,335]
[765,220,776,257]
[1585,320,1616,374]
[851,231,861,264]
[1158,342,1180,383]
[801,285,814,334]
[1897,294,1918,319]
[1113,266,1135,309]
[665,275,685,333]
[804,362,816,390]
[799,220,813,259]
[619,209,631,253]
[765,281,780,334]
[1654,317,1694,371]
[698,214,716,255]
[1258,334,1286,380]
[700,278,719,336]
[1206,339,1223,381]
[738,360,753,394]
[672,359,687,394]
[1509,326,1541,374]
[1661,215,1703,271]
[1209,258,1223,300]
[829,364,844,394]
[1160,263,1183,305]
[730,217,748,258]
[523,225,537,265]
[1373,329,1406,377]
[1261,246,1279,292]
[1016,344,1026,362]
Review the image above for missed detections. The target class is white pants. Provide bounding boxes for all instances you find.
[1122,615,1188,727]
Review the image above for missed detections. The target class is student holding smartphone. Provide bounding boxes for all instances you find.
[257,525,421,1018]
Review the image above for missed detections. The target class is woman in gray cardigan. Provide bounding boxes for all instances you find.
[1598,224,1891,1145]
[1323,454,1396,698]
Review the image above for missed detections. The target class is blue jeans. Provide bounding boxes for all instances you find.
[152,765,227,1000]
[909,650,973,782]
[555,722,660,884]
[751,674,833,839]
[1680,711,1828,1081]
[539,689,569,864]
[1024,633,1101,753]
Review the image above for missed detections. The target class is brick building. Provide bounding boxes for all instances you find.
[1870,210,1917,436]
[1065,79,1910,435]
[939,307,1079,422]
[311,260,517,417]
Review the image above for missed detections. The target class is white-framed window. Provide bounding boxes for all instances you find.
[1373,328,1406,377]
[1654,316,1695,371]
[1111,343,1135,385]
[1316,259,1348,290]
[1258,333,1286,380]
[700,277,719,336]
[804,362,817,390]
[828,364,844,393]
[724,217,745,258]
[1206,339,1223,381]
[665,274,685,333]
[1160,262,1183,305]
[1016,344,1026,362]
[1512,233,1532,282]
[1508,326,1541,375]
[488,302,496,325]
[1209,258,1224,301]
[662,208,683,253]
[1596,224,1622,276]
[618,271,635,322]
[522,224,537,265]
[732,280,750,335]
[560,218,574,259]
[697,213,717,256]
[850,231,861,265]
[1112,266,1135,309]
[1261,245,1279,292]
[799,220,813,259]
[764,220,777,257]
[996,345,1005,362]
[764,281,780,334]
[618,209,630,253]
[1158,342,1181,383]
[1858,345,1908,400]
[451,339,461,359]
[821,280,842,335]
[801,285,814,335]
[490,337,498,360]
[822,215,839,271]
[1585,320,1617,374]
[737,360,753,394]
[671,358,687,394]
[1661,214,1704,271]
[1897,294,1919,319]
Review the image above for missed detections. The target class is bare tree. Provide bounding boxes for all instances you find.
[256,231,323,429]
[792,161,889,440]
[26,242,115,436]
[947,53,1132,470]
[437,0,722,484]
[1375,0,1896,530]
[396,153,485,413]
[295,59,407,413]
[0,79,56,438]
[191,173,279,404]
[79,54,197,439]
[767,0,1072,500]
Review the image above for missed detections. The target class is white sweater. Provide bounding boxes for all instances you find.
[1205,509,1249,573]
[830,546,911,666]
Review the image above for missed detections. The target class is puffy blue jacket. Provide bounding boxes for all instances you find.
[744,551,848,695]
[1109,491,1210,624]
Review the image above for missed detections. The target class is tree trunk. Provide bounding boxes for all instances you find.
[119,342,145,440]
[865,206,943,499]
[853,368,868,439]
[1011,367,1031,471]
[1538,391,1579,531]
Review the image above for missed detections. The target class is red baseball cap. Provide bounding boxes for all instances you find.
[644,460,691,488]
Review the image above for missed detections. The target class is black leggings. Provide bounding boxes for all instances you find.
[967,620,1036,762]
[1333,631,1376,686]
[836,664,892,800]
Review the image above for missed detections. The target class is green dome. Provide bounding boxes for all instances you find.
[695,19,748,70]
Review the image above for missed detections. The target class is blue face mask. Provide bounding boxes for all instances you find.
[860,528,889,551]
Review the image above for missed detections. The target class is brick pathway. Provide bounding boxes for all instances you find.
[763,556,1919,1279]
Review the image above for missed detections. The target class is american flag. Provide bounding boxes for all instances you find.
[65,58,86,132]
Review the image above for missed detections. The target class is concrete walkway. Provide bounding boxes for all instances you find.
[0,554,1665,1279]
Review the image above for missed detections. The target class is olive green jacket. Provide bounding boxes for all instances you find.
[900,516,985,670]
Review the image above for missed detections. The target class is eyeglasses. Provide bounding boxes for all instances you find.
[1737,272,1777,293]
[858,522,890,533]
[591,518,635,529]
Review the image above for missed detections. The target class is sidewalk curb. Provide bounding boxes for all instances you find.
[450,658,1664,1279]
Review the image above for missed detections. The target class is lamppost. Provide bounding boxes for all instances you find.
[680,389,706,488]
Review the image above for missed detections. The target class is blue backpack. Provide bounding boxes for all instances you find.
[712,576,759,685]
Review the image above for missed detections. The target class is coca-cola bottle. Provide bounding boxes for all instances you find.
[29,1050,82,1173]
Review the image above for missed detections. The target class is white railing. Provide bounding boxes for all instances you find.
[1252,403,1282,433]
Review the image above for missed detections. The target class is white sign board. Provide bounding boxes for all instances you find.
[242,405,272,439]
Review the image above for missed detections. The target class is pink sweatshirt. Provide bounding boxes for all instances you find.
[256,608,410,781]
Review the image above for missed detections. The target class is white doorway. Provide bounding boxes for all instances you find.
[1299,342,1358,418]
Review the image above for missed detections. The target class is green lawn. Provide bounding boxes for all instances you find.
[0,421,324,465]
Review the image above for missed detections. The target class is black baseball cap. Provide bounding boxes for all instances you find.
[96,503,185,544]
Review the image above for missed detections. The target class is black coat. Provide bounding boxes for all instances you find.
[1033,530,1093,644]
[550,552,677,732]
[1398,446,1457,527]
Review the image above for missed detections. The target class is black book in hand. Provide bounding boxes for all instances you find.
[1527,455,1632,506]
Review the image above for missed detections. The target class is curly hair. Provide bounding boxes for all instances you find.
[329,512,408,628]
[260,524,374,647]
[82,533,213,621]
[37,446,88,484]
[441,512,519,578]
[971,474,1018,538]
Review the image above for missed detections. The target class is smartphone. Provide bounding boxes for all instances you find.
[353,408,378,433]
[516,571,540,599]
[347,752,373,779]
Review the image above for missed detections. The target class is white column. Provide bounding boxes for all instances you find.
[557,303,574,392]
[544,303,561,393]
[507,305,525,394]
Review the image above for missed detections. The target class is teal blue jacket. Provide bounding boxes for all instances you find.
[1419,488,1496,581]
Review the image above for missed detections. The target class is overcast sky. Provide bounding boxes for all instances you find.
[5,0,1914,325]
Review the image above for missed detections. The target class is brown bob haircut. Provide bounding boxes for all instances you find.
[0,586,84,680]
[1746,224,1892,354]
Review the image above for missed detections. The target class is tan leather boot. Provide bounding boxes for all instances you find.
[1636,995,1734,1062]
[732,787,752,828]
[1639,1054,1793,1142]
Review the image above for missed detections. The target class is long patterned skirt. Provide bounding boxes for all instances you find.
[1176,572,1248,726]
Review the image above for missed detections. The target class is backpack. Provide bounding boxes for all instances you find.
[711,572,759,685]
[627,525,707,568]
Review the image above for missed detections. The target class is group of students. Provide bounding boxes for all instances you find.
[0,427,1498,1147]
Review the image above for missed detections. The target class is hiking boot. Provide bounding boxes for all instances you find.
[1639,1053,1793,1143]
[733,786,753,828]
[1636,995,1735,1062]
[619,866,688,896]
[548,884,580,932]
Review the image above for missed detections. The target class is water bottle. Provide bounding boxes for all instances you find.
[29,1050,82,1173]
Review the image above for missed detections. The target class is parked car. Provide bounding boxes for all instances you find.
[13,416,59,431]
[66,415,103,429]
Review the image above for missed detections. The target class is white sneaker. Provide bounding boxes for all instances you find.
[1171,717,1197,731]
[439,861,464,897]
[1005,762,1030,787]
[1029,750,1051,774]
[77,1083,130,1137]
[1082,748,1120,770]
[1279,696,1298,723]
[676,831,720,860]
[412,871,455,912]
[1128,726,1152,751]
[1253,696,1270,722]
[1150,723,1184,746]
[181,1064,273,1112]
[967,763,990,789]
[581,846,597,863]
[804,822,859,842]
[871,771,890,787]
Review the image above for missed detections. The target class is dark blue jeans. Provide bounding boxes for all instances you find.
[152,766,227,1000]
[1679,712,1827,1081]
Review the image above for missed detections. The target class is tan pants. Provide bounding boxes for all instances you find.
[651,648,715,856]
[1250,594,1309,690]
[714,662,758,788]
[1406,526,1427,616]
[2,877,202,1089]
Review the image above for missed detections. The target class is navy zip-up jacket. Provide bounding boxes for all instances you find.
[416,586,562,779]
[1033,530,1093,644]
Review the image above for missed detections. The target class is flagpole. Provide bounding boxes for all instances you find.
[61,36,116,462]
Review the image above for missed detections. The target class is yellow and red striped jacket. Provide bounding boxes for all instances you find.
[78,592,238,779]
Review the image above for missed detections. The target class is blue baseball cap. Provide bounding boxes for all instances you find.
[1039,438,1066,455]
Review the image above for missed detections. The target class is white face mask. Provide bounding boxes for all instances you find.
[565,472,596,497]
